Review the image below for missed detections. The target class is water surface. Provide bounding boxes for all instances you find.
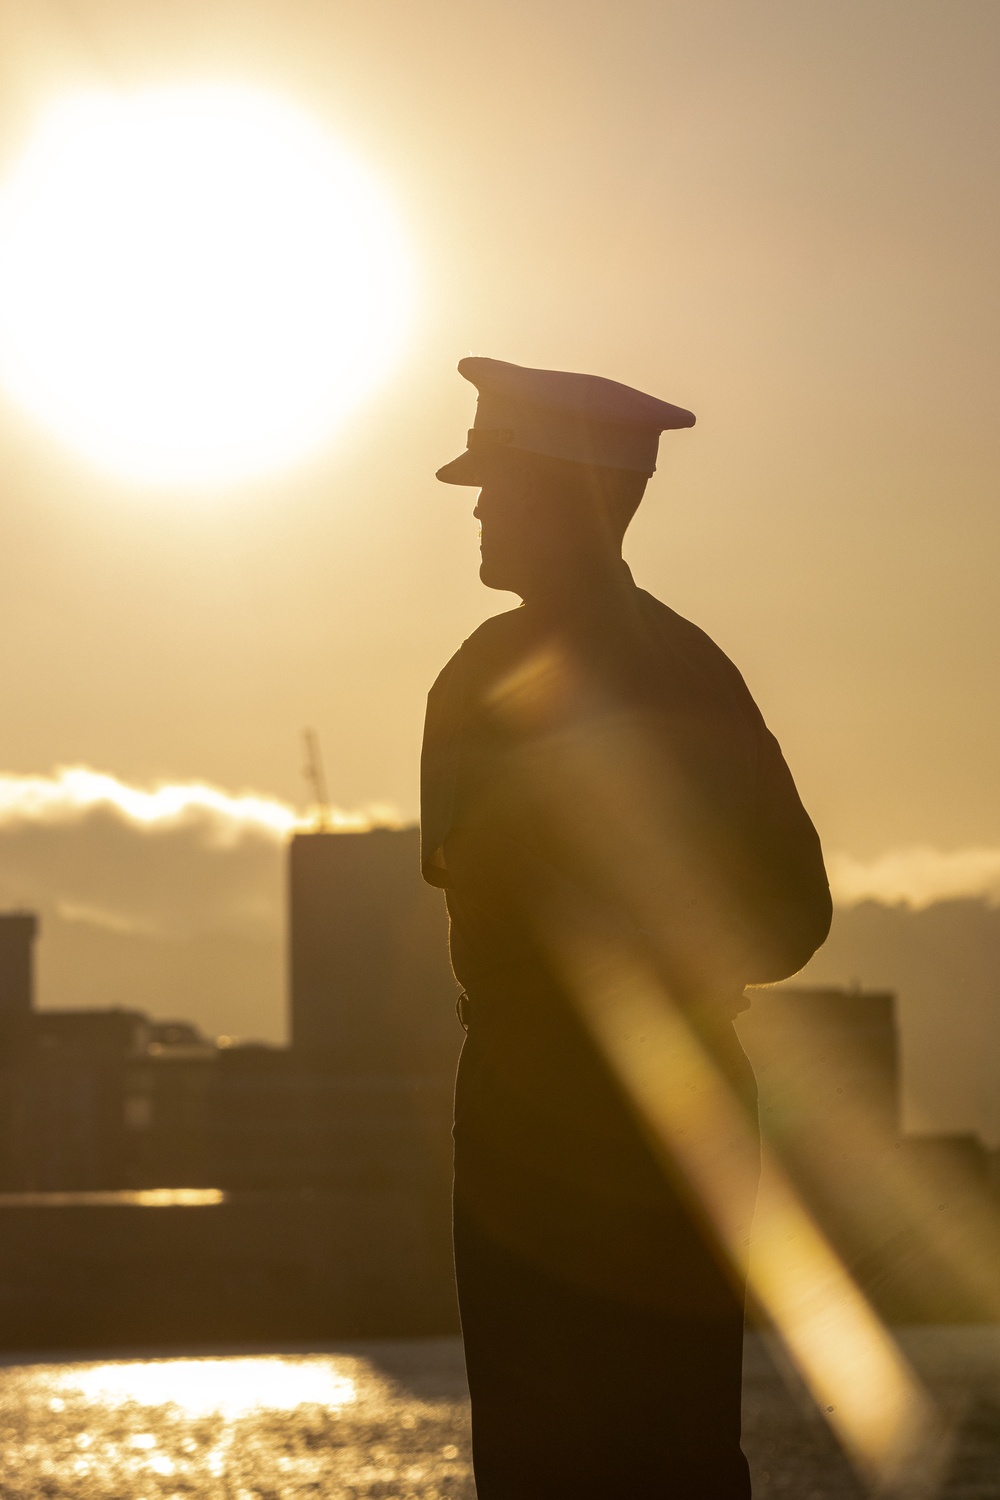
[0,1328,997,1498]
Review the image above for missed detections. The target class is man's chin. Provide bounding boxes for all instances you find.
[479,559,515,592]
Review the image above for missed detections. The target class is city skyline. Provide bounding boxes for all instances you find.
[2,797,1000,1146]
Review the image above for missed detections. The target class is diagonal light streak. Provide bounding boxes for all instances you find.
[486,639,947,1493]
[743,1001,1000,1326]
[558,931,945,1496]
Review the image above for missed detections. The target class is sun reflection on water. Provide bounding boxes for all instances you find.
[59,1356,357,1418]
[0,1345,474,1498]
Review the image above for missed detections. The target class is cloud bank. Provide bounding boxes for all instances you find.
[1,768,998,911]
[827,847,1000,910]
[0,767,401,841]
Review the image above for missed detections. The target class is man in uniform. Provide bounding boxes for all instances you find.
[421,357,831,1498]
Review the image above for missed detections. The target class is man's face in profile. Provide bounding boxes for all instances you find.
[472,450,641,599]
[473,452,555,595]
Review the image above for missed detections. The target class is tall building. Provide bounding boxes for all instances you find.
[0,913,37,1044]
[0,1008,150,1189]
[738,984,901,1144]
[737,984,902,1268]
[288,827,459,1075]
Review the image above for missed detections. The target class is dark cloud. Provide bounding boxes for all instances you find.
[0,810,285,1041]
[0,809,283,939]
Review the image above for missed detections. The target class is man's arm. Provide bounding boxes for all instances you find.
[740,720,832,985]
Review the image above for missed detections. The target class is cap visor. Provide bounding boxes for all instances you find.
[435,449,483,485]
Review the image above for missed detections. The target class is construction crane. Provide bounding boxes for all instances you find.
[302,728,332,832]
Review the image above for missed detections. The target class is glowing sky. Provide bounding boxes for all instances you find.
[0,0,996,873]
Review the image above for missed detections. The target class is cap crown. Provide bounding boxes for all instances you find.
[436,357,695,484]
[460,357,696,433]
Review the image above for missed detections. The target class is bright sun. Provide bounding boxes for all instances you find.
[0,85,411,487]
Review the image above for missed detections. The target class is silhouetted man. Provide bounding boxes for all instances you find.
[421,358,831,1499]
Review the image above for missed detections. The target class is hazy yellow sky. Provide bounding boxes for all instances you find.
[0,0,997,866]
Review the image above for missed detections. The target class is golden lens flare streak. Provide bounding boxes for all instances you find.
[0,83,412,487]
[562,936,946,1496]
[745,1005,1000,1328]
[486,644,947,1493]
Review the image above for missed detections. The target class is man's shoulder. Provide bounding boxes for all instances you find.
[462,604,534,650]
[427,606,530,700]
[635,589,761,714]
[461,594,736,663]
[451,605,537,673]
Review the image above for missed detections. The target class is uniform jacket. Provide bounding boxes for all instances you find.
[421,567,832,1005]
[421,566,831,1315]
